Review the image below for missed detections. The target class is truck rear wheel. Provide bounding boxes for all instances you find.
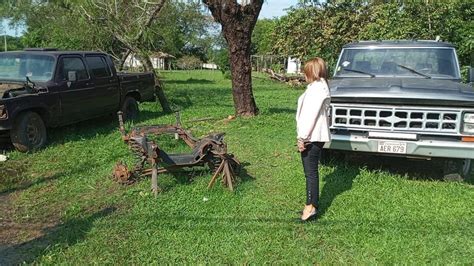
[121,96,139,121]
[443,159,473,182]
[10,111,47,152]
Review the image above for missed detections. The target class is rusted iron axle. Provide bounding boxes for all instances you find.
[113,111,240,195]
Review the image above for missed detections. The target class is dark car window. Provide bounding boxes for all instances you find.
[85,56,111,78]
[59,57,89,80]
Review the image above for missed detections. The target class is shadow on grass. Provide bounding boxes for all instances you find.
[0,103,168,153]
[266,107,296,115]
[168,90,194,111]
[158,168,210,191]
[45,108,166,149]
[317,151,452,218]
[165,78,216,85]
[0,207,116,265]
[342,152,444,180]
[0,171,63,195]
[131,161,254,192]
[1,159,105,198]
[237,162,255,184]
[46,116,118,146]
[318,162,359,218]
[136,109,168,123]
[317,150,473,218]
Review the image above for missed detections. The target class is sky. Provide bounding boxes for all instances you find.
[260,0,299,19]
[1,0,299,37]
[2,19,24,37]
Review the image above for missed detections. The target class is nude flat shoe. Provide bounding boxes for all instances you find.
[300,208,317,222]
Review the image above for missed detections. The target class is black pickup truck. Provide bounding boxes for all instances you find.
[0,48,156,152]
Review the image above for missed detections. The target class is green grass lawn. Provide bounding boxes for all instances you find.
[1,70,473,264]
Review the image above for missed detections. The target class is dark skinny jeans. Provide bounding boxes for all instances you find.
[300,142,325,207]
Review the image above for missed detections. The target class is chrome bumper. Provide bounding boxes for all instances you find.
[325,134,474,159]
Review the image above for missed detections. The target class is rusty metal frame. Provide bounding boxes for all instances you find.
[113,111,240,195]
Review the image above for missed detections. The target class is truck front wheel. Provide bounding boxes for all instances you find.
[10,111,47,152]
[443,159,473,182]
[121,96,139,121]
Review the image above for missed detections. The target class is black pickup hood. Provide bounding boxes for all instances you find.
[329,78,474,107]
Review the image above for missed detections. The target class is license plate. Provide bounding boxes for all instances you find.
[377,141,407,154]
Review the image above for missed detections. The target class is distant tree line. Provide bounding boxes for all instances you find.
[1,0,472,115]
[0,0,217,70]
[4,1,471,74]
[0,35,23,51]
[251,1,473,76]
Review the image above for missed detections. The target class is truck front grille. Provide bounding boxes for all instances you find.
[331,104,464,135]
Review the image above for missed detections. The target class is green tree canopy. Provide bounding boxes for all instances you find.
[271,1,473,74]
[0,0,214,62]
[251,19,277,55]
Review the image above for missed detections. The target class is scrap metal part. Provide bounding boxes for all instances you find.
[112,161,133,184]
[113,111,240,194]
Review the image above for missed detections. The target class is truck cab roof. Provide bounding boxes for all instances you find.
[1,49,108,57]
[343,40,455,49]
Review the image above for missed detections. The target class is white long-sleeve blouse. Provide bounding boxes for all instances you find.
[296,79,331,142]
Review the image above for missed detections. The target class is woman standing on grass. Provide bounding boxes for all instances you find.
[296,57,331,222]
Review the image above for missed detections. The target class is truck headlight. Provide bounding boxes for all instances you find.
[0,105,7,120]
[463,113,474,134]
[465,113,474,123]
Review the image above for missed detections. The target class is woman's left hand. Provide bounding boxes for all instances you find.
[297,139,306,152]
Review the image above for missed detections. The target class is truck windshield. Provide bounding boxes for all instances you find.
[334,47,459,79]
[0,53,55,82]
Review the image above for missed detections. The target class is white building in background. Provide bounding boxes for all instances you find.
[287,57,301,74]
[124,55,142,68]
[202,63,218,70]
[124,52,219,70]
[123,52,175,70]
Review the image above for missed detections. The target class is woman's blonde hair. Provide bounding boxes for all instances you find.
[303,57,327,83]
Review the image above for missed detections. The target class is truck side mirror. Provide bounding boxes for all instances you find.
[67,71,77,82]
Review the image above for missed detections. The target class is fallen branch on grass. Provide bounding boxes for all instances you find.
[262,68,306,86]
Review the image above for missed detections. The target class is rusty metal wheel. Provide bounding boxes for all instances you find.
[112,162,134,184]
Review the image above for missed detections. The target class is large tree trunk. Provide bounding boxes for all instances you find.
[204,0,263,116]
[227,33,258,116]
[154,82,171,113]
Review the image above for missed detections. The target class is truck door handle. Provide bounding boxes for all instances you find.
[86,82,94,86]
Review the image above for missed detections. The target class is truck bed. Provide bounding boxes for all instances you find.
[118,71,154,81]
[117,72,156,102]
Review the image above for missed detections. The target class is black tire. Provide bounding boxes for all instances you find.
[10,111,47,152]
[443,159,473,182]
[121,96,139,121]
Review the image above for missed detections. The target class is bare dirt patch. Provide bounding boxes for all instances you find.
[0,191,59,264]
[0,159,29,192]
[0,161,64,264]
